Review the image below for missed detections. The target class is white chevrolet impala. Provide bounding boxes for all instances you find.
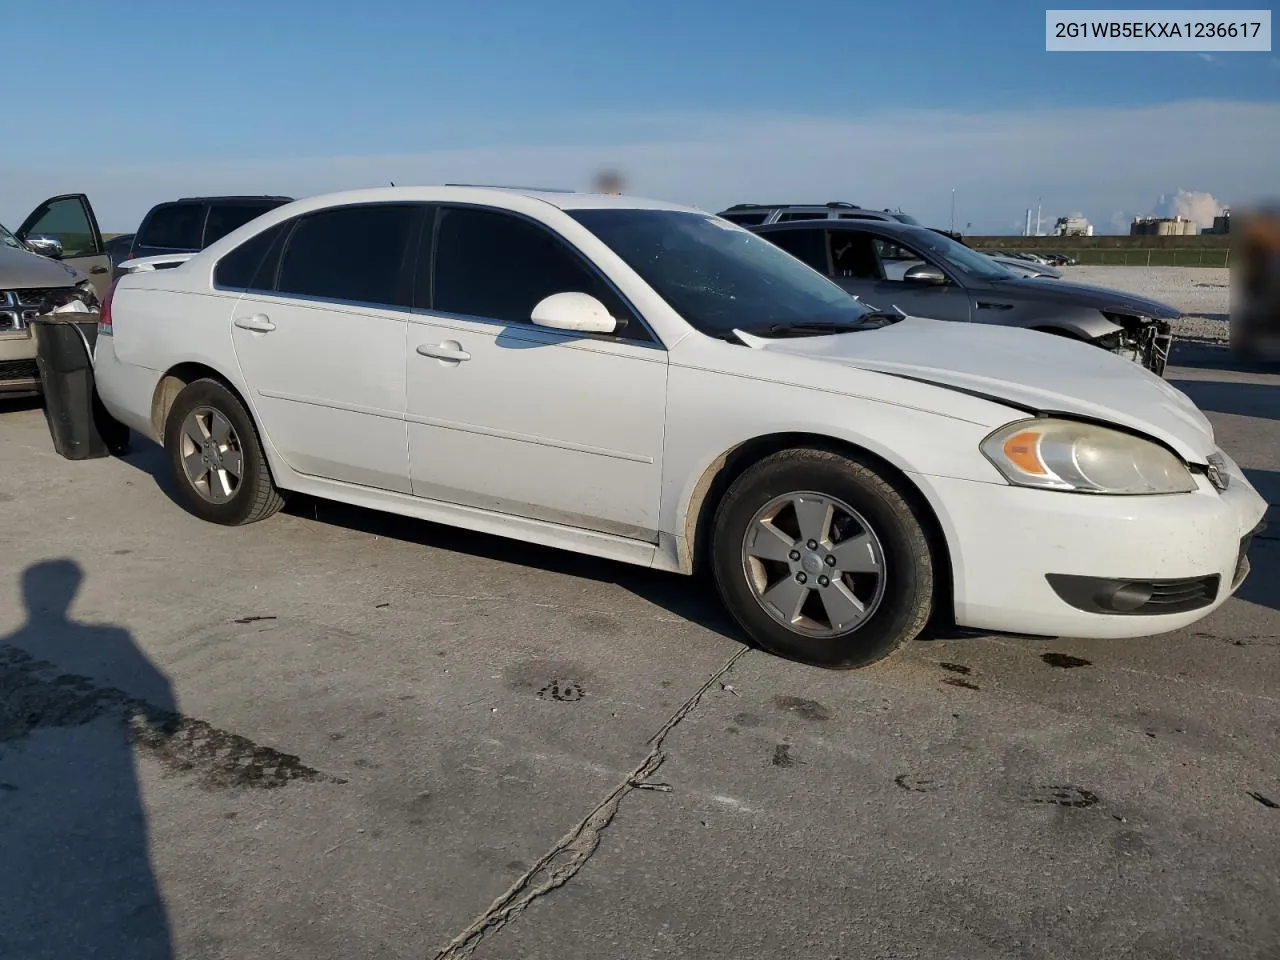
[93,187,1267,669]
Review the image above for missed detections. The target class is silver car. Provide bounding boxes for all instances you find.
[1,193,108,397]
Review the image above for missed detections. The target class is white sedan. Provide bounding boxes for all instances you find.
[93,187,1267,670]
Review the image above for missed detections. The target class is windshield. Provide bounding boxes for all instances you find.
[0,221,23,251]
[568,209,871,337]
[902,226,1015,280]
[890,213,922,226]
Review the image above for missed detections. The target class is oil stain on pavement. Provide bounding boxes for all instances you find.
[1041,653,1093,669]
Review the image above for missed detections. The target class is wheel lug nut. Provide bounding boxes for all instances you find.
[789,550,801,561]
[795,572,808,584]
[824,555,837,567]
[806,540,818,550]
[818,575,830,588]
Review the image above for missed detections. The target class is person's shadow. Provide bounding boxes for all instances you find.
[0,559,175,959]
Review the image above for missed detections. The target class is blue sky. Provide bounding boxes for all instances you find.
[6,0,1278,231]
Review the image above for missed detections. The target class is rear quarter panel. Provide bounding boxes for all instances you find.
[109,266,247,424]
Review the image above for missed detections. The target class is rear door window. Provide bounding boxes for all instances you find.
[213,222,289,291]
[274,204,419,307]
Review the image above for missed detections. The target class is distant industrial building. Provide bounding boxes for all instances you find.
[1205,209,1231,234]
[1130,215,1199,237]
[1054,215,1093,237]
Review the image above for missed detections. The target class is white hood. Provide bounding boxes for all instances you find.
[745,317,1216,463]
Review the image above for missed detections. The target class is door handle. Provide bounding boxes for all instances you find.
[234,314,276,332]
[90,265,109,274]
[416,341,470,362]
[976,301,1014,311]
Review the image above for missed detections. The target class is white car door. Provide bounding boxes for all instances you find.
[228,203,421,494]
[406,205,668,542]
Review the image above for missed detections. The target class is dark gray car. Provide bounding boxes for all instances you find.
[751,219,1175,375]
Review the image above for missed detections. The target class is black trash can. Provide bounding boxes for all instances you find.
[29,314,131,460]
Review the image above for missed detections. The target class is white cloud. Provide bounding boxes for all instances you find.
[3,99,1277,235]
[1149,189,1225,228]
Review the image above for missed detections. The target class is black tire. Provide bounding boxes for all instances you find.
[710,448,935,670]
[163,378,284,525]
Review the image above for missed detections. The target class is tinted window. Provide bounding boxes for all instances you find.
[204,203,280,246]
[140,204,205,249]
[570,209,871,338]
[432,207,629,328]
[1,221,24,250]
[829,231,884,279]
[719,212,768,225]
[777,211,828,222]
[213,223,288,290]
[276,204,418,306]
[763,228,829,273]
[22,196,98,257]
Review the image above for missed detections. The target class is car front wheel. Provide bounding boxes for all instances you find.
[164,378,284,525]
[711,448,935,669]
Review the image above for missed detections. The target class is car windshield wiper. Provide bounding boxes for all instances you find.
[760,313,902,337]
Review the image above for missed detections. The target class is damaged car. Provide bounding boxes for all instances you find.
[1,195,104,398]
[752,218,1175,375]
[93,187,1263,672]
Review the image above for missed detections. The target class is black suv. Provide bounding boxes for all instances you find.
[120,196,294,265]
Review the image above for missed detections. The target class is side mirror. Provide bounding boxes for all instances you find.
[903,263,947,285]
[26,235,64,259]
[530,292,620,334]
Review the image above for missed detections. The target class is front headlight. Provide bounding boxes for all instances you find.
[980,418,1197,495]
[74,280,99,308]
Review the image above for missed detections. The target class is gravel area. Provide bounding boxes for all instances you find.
[1065,266,1230,342]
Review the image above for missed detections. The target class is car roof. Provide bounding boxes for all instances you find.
[250,186,697,215]
[723,202,873,210]
[170,195,295,203]
[752,218,929,237]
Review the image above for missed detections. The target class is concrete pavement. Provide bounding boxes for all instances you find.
[1,342,1276,960]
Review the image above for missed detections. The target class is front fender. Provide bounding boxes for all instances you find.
[660,365,1016,570]
[1029,309,1123,341]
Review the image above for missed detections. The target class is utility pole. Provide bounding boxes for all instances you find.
[950,188,956,233]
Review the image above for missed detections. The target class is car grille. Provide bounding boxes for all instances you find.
[0,359,40,382]
[1138,575,1220,613]
[0,288,67,332]
[1046,572,1221,615]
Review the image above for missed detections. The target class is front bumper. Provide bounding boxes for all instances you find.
[914,451,1268,639]
[0,331,39,395]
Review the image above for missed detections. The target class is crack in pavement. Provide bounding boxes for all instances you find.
[429,646,751,960]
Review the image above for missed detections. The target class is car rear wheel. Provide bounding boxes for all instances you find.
[164,378,284,525]
[710,448,935,669]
